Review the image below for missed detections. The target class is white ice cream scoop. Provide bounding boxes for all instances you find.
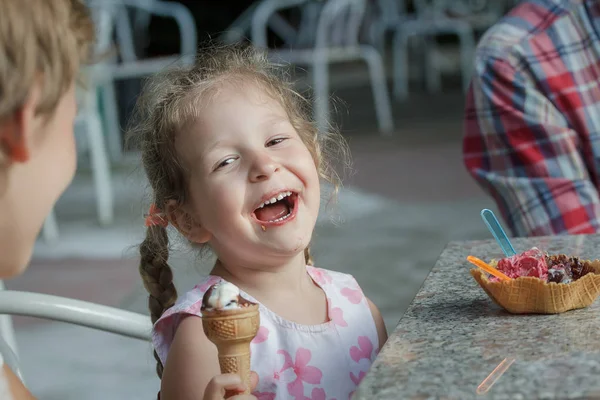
[202,282,244,310]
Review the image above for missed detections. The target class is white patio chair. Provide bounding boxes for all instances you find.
[42,73,114,242]
[0,284,152,385]
[41,71,115,242]
[252,0,394,135]
[391,0,509,99]
[86,0,197,162]
[367,0,476,100]
[223,1,300,46]
[0,281,17,365]
[442,0,508,31]
[41,0,197,242]
[0,334,22,384]
[368,0,437,97]
[41,211,60,243]
[392,2,476,99]
[368,0,408,53]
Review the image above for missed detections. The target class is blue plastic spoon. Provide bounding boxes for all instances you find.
[480,209,517,257]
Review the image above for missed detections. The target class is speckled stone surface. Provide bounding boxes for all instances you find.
[354,234,600,400]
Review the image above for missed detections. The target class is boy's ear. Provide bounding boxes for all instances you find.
[165,200,212,244]
[0,86,40,164]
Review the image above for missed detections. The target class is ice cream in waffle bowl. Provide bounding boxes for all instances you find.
[468,247,600,314]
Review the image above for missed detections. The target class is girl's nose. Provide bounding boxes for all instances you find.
[249,153,279,182]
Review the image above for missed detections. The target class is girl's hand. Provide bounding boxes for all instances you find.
[203,372,259,400]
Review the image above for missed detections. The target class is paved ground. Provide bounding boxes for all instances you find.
[3,79,500,398]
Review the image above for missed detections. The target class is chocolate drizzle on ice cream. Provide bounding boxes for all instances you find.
[545,254,594,283]
[201,282,254,311]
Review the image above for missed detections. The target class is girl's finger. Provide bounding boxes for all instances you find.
[204,374,246,400]
[226,395,257,400]
[248,371,259,391]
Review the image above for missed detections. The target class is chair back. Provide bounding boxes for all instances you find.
[315,0,368,49]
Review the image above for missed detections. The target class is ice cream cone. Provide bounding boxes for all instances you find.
[471,258,600,314]
[202,304,260,394]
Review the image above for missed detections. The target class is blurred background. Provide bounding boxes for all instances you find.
[3,0,518,398]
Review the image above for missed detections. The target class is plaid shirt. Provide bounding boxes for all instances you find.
[464,0,600,237]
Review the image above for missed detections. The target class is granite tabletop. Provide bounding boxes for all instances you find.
[354,234,600,400]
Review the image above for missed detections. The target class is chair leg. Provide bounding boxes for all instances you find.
[392,29,410,101]
[85,112,114,226]
[0,333,24,384]
[369,22,386,55]
[99,83,123,163]
[0,281,18,360]
[418,22,476,94]
[42,209,59,242]
[424,36,442,94]
[298,2,322,48]
[312,55,330,134]
[361,46,394,135]
[457,26,476,92]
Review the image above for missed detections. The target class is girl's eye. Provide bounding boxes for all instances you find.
[267,137,287,147]
[215,157,237,170]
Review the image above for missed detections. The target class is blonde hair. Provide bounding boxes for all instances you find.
[0,0,94,122]
[128,43,350,378]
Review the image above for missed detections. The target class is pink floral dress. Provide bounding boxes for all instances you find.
[153,266,380,400]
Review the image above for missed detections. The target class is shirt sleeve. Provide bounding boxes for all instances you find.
[463,52,600,237]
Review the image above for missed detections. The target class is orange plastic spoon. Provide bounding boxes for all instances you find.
[467,256,512,281]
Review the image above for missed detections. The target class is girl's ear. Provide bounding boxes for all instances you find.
[165,200,211,244]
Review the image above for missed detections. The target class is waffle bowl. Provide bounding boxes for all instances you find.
[470,257,600,314]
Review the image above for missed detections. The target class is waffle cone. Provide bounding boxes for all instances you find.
[202,304,260,394]
[471,259,600,314]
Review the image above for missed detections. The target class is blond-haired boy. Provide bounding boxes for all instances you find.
[0,0,95,398]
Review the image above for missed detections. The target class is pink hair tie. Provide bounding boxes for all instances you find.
[144,204,168,228]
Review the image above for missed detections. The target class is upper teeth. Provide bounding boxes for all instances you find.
[257,191,293,209]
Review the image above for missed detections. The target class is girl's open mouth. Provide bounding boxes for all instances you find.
[252,191,298,226]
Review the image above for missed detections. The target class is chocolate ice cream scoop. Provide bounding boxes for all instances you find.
[548,268,571,284]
